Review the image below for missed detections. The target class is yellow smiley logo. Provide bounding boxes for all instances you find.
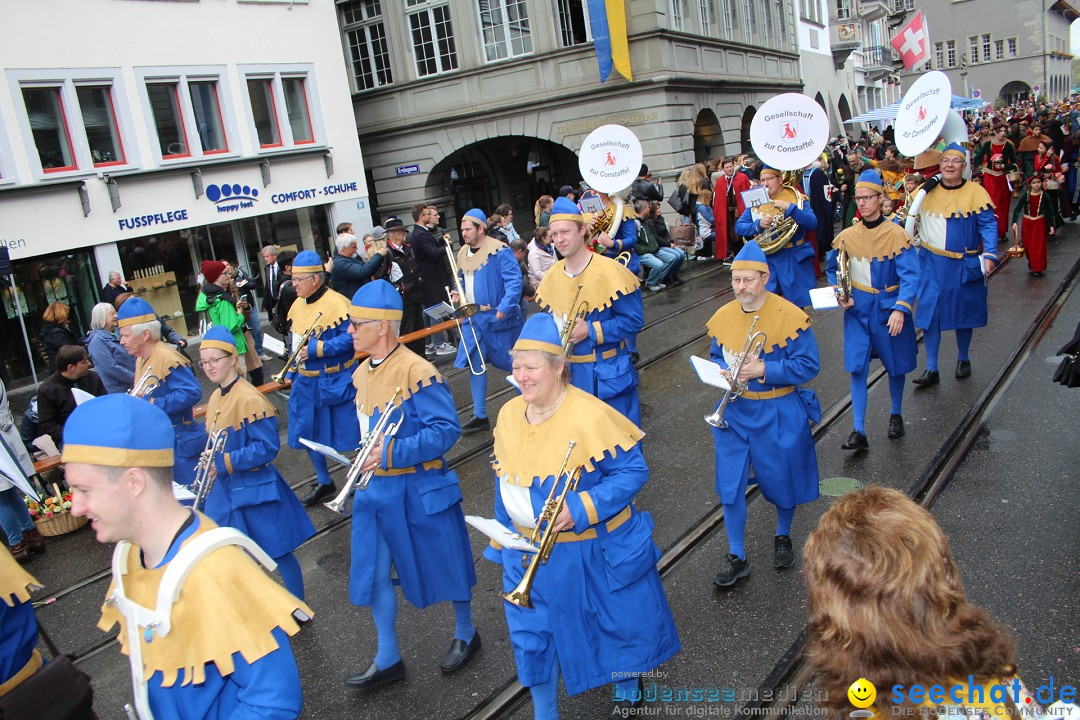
[848,678,877,709]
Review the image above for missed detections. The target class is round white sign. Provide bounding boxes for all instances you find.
[895,70,952,158]
[578,125,643,194]
[749,93,829,171]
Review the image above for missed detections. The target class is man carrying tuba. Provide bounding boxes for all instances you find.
[735,165,819,309]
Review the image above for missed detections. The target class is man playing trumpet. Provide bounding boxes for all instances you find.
[343,280,479,691]
[827,170,920,450]
[735,165,819,308]
[706,241,820,587]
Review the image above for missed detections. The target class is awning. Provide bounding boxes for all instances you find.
[843,95,988,124]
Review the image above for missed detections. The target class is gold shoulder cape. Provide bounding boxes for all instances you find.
[1,548,41,606]
[456,237,505,273]
[352,346,443,415]
[706,292,812,356]
[493,385,643,487]
[97,513,311,687]
[921,180,995,219]
[832,219,913,261]
[136,342,189,385]
[534,254,640,316]
[205,378,276,432]
[288,286,351,334]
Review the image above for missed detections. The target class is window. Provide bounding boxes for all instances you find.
[671,0,685,30]
[995,39,1004,60]
[946,39,956,68]
[982,34,991,62]
[721,0,735,38]
[478,0,532,61]
[188,81,228,154]
[147,83,190,159]
[836,0,851,21]
[969,36,979,64]
[341,0,393,90]
[759,0,772,47]
[742,0,754,42]
[247,79,281,148]
[699,0,711,35]
[1007,37,1017,58]
[556,0,591,46]
[934,41,943,69]
[282,77,313,144]
[75,85,125,167]
[409,4,458,76]
[22,87,76,172]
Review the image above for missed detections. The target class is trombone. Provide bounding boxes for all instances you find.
[443,235,487,376]
[324,387,406,514]
[272,312,324,384]
[502,440,583,609]
[559,284,590,358]
[129,368,161,398]
[704,316,767,429]
[192,411,228,511]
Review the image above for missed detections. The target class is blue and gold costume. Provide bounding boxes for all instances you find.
[735,166,818,308]
[536,198,644,425]
[347,281,477,682]
[286,251,360,491]
[0,548,41,696]
[827,170,919,442]
[455,209,524,422]
[914,143,999,378]
[119,297,206,487]
[201,327,316,600]
[485,315,679,713]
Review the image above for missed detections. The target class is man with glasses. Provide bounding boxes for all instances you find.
[827,170,919,451]
[285,251,360,505]
[705,240,820,587]
[330,226,391,300]
[973,120,1017,241]
[911,143,998,387]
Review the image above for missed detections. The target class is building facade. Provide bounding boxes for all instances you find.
[0,0,371,387]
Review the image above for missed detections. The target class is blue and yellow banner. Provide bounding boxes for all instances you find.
[587,0,633,83]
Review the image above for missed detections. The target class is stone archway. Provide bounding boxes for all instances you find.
[740,106,756,153]
[998,80,1031,106]
[694,109,724,163]
[837,94,853,126]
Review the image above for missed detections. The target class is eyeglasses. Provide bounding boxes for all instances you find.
[853,195,879,202]
[349,319,381,329]
[198,355,233,369]
[291,275,318,285]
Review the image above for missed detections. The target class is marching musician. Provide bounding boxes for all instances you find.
[197,326,316,600]
[343,280,479,690]
[586,187,641,361]
[827,170,919,450]
[285,250,361,505]
[707,241,821,587]
[118,297,206,487]
[734,166,819,309]
[485,313,680,718]
[452,209,524,434]
[65,394,309,719]
[0,545,44,698]
[911,143,999,386]
[535,197,644,424]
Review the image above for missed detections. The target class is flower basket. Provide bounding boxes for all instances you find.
[25,484,86,537]
[35,511,87,537]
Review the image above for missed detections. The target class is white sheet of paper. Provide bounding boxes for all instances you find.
[689,356,732,391]
[465,515,538,553]
[32,435,59,458]
[424,301,456,322]
[71,388,96,406]
[172,482,196,501]
[299,438,352,467]
[262,334,285,356]
[740,185,770,209]
[0,440,39,501]
[579,195,604,214]
[505,375,521,392]
[809,286,841,310]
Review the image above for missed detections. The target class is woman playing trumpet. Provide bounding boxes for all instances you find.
[485,314,679,718]
[198,326,315,600]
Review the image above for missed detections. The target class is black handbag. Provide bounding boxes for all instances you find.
[1052,320,1080,388]
[0,621,97,720]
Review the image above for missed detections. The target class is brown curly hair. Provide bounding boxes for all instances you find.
[803,487,1017,714]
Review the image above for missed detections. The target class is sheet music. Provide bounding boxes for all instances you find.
[809,286,841,310]
[299,438,352,467]
[464,515,538,553]
[506,375,521,392]
[71,388,96,406]
[579,195,604,214]
[689,356,732,391]
[740,185,770,209]
[424,301,456,322]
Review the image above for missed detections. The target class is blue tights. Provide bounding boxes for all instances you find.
[722,469,796,558]
[469,371,488,419]
[923,315,973,372]
[274,552,305,600]
[850,368,909,433]
[307,450,333,487]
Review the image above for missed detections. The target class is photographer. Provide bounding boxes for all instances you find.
[195,260,264,386]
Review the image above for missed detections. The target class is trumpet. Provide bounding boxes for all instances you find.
[192,412,228,511]
[129,368,161,398]
[503,441,583,609]
[835,247,852,304]
[559,284,590,358]
[272,312,323,384]
[324,387,406,514]
[443,235,487,376]
[705,316,767,428]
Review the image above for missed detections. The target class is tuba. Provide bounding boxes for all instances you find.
[577,124,643,252]
[324,388,406,514]
[272,312,324,384]
[704,316,767,429]
[754,185,806,255]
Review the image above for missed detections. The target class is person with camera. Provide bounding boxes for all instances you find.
[196,260,264,386]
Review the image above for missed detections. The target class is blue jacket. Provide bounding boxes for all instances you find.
[86,328,135,393]
[454,242,524,373]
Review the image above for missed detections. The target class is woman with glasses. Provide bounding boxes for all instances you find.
[86,302,136,393]
[197,325,315,600]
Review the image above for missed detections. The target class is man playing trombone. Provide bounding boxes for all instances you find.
[342,280,479,690]
[118,297,206,487]
[450,208,524,434]
[285,250,361,505]
[706,241,820,587]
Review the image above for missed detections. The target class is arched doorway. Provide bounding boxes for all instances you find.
[694,109,723,163]
[999,80,1031,106]
[814,92,832,135]
[837,94,853,135]
[740,106,756,153]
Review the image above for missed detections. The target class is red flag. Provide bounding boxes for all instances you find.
[890,10,930,70]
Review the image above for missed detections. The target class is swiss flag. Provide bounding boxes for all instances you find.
[890,11,930,70]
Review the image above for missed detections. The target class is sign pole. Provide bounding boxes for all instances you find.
[9,276,38,387]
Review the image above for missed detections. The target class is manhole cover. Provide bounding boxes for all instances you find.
[819,476,863,496]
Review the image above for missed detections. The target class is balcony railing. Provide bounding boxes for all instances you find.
[862,45,892,68]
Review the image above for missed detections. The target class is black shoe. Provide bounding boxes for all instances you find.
[301,482,336,506]
[955,360,971,379]
[713,554,751,587]
[888,414,905,439]
[611,677,645,716]
[461,416,490,435]
[911,369,940,387]
[344,660,406,691]
[841,430,869,451]
[631,352,641,366]
[1032,271,1044,277]
[774,535,794,569]
[440,632,481,673]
